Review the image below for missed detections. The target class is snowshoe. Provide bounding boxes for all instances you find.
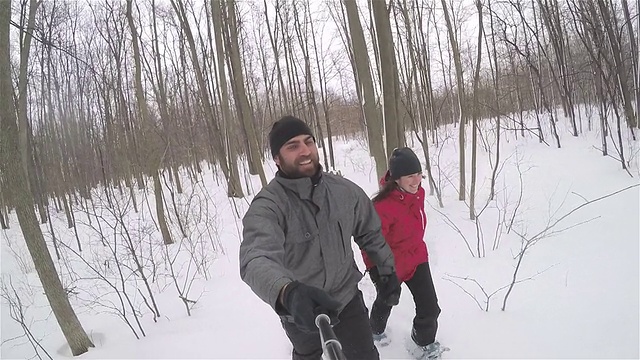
[372,332,391,347]
[406,339,450,359]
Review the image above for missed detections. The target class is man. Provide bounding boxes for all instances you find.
[240,115,402,360]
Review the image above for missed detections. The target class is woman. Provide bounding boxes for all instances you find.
[362,147,443,358]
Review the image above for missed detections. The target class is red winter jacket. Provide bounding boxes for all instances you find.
[362,175,428,282]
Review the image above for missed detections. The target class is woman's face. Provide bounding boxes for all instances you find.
[395,172,422,194]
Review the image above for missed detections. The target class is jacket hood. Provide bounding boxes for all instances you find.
[379,170,392,187]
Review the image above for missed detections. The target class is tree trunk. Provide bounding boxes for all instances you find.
[150,0,182,195]
[210,0,245,197]
[310,10,336,169]
[371,0,401,158]
[0,2,94,354]
[126,0,173,245]
[264,0,289,113]
[441,0,466,201]
[620,0,639,125]
[488,0,501,201]
[538,0,578,136]
[469,0,483,221]
[400,0,442,207]
[16,0,39,195]
[292,0,330,170]
[596,0,638,129]
[170,0,242,196]
[343,0,387,179]
[221,0,267,187]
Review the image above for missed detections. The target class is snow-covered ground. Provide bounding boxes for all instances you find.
[2,111,639,359]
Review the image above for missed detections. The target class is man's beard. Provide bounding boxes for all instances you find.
[279,154,320,179]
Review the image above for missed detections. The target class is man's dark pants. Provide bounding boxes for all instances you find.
[281,290,379,360]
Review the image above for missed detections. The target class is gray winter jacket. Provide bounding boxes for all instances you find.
[239,171,395,314]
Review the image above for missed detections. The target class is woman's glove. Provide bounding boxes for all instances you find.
[370,267,402,306]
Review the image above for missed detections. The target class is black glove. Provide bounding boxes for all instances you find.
[370,267,401,306]
[281,281,341,333]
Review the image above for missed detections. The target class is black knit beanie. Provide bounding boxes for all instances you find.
[269,116,315,157]
[389,147,422,180]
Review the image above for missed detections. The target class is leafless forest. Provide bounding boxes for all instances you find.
[0,0,638,356]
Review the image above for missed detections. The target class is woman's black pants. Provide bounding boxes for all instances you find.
[370,262,441,346]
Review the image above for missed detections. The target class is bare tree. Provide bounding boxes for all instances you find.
[126,0,174,246]
[16,0,40,203]
[595,0,638,130]
[308,4,337,169]
[149,0,182,194]
[469,0,484,220]
[440,0,467,201]
[0,1,94,354]
[209,0,246,198]
[396,0,443,206]
[537,0,579,136]
[170,0,244,197]
[371,0,403,157]
[342,0,387,179]
[263,0,290,114]
[619,0,638,128]
[220,0,268,187]
[568,0,610,154]
[486,0,502,201]
[1,276,54,360]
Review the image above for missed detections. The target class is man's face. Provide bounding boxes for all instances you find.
[275,134,320,178]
